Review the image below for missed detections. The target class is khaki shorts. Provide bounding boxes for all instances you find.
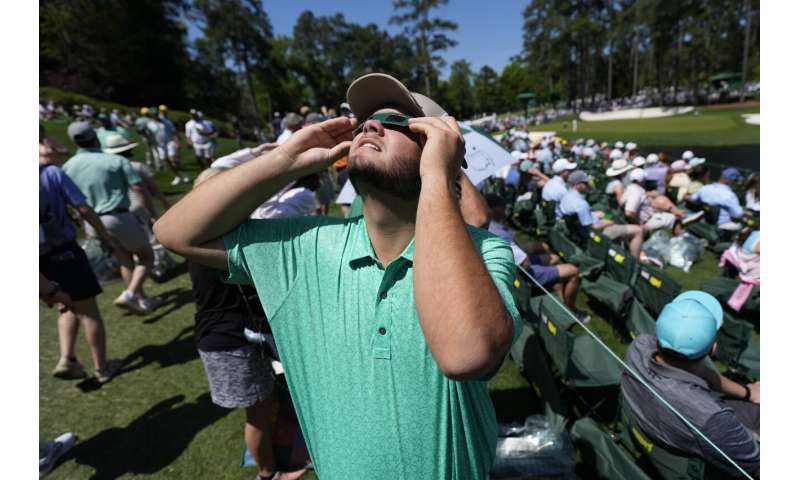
[645,212,676,231]
[86,211,150,252]
[602,224,641,240]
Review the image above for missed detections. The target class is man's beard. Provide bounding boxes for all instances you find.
[348,152,421,201]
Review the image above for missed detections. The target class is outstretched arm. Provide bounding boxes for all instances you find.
[457,173,490,228]
[154,117,354,269]
[409,117,514,381]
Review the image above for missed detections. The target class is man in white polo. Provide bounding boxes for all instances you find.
[542,158,578,218]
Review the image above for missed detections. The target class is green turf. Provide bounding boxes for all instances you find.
[39,118,756,478]
[528,104,760,146]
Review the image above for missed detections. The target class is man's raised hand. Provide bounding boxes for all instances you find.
[407,116,465,181]
[279,116,356,176]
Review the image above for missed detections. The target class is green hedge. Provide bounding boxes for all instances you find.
[39,86,234,138]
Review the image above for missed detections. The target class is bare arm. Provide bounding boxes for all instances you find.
[409,117,514,380]
[457,173,490,228]
[154,117,355,270]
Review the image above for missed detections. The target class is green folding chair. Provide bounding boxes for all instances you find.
[535,296,622,419]
[547,223,604,279]
[713,312,760,381]
[508,313,567,417]
[570,417,650,480]
[666,186,681,205]
[618,399,707,480]
[627,299,657,340]
[534,200,558,236]
[702,276,760,323]
[581,244,637,319]
[631,263,682,318]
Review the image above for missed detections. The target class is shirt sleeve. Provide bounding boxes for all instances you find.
[725,192,744,219]
[50,167,86,207]
[624,187,644,214]
[223,216,324,318]
[699,410,760,477]
[576,201,596,227]
[211,148,255,169]
[119,158,142,186]
[474,230,523,344]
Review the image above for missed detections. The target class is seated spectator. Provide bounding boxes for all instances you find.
[687,160,709,195]
[559,170,645,258]
[604,158,633,206]
[621,291,759,478]
[689,168,746,231]
[644,152,669,193]
[485,194,587,323]
[744,174,760,213]
[622,168,687,234]
[667,159,691,203]
[542,158,578,216]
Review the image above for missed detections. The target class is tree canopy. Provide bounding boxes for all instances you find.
[39,0,759,126]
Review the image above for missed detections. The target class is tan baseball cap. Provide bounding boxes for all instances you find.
[346,73,447,122]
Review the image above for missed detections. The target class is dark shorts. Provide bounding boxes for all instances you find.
[530,264,560,288]
[199,345,274,409]
[40,240,102,302]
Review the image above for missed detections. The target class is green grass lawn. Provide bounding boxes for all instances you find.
[529,104,760,146]
[39,118,757,478]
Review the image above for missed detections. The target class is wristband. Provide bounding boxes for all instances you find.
[742,384,751,402]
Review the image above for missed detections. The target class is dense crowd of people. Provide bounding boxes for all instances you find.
[39,71,759,479]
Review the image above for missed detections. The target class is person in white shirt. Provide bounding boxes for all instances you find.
[276,113,304,145]
[185,110,218,167]
[667,160,692,203]
[210,143,319,220]
[485,193,588,323]
[622,168,687,233]
[605,158,634,207]
[541,158,578,218]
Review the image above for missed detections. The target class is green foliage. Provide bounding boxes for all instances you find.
[443,59,475,119]
[390,0,459,96]
[40,0,191,108]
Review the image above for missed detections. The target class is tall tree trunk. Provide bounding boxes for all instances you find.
[240,50,265,129]
[419,35,431,96]
[632,28,639,98]
[607,38,613,100]
[673,22,681,100]
[740,0,752,102]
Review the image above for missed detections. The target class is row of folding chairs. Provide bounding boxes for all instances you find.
[507,277,716,479]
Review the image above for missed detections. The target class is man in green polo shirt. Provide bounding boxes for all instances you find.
[155,73,521,479]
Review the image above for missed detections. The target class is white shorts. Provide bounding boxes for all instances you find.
[645,212,676,231]
[156,140,178,160]
[193,143,216,159]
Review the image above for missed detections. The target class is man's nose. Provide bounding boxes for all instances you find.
[363,119,384,135]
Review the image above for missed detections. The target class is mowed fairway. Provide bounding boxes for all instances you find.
[531,104,760,146]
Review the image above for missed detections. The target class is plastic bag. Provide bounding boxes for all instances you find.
[642,229,672,266]
[80,237,120,284]
[491,414,574,479]
[668,232,705,272]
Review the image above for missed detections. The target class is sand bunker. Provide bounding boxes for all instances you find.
[579,106,695,122]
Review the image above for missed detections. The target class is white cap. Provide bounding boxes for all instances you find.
[615,141,625,149]
[610,149,624,160]
[682,150,695,161]
[646,153,659,164]
[582,146,596,158]
[689,157,706,168]
[553,158,578,173]
[630,168,646,182]
[632,156,646,167]
[511,150,524,161]
[625,142,638,151]
[586,139,595,147]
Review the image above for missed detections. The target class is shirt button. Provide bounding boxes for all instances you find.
[380,291,387,300]
[378,327,387,335]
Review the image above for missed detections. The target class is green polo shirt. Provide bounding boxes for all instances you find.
[224,215,521,479]
[62,148,141,215]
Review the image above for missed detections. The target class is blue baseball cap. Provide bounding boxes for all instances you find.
[656,291,723,360]
[720,167,742,182]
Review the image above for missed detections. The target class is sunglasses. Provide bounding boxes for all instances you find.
[353,112,414,137]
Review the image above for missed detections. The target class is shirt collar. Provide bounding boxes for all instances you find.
[642,337,711,389]
[347,217,415,267]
